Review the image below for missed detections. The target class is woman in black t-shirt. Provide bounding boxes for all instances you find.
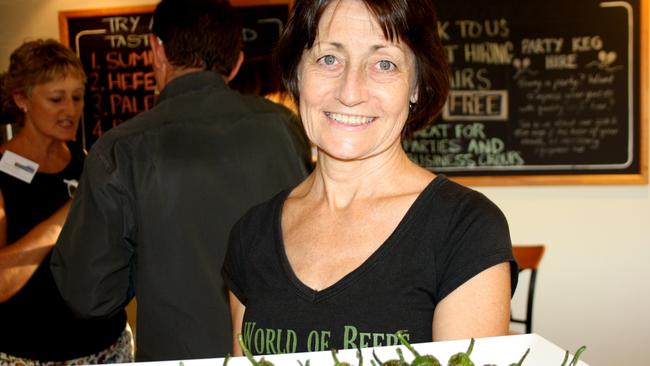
[223,0,518,356]
[0,39,133,364]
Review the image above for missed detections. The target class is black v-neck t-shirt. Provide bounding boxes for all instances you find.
[222,175,517,355]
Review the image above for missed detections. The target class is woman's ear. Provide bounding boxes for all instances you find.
[410,86,419,104]
[12,93,28,113]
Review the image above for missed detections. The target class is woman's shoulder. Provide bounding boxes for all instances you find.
[413,174,507,229]
[423,174,494,204]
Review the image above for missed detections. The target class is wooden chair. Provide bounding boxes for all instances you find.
[510,244,545,334]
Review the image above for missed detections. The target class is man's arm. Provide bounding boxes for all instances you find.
[50,150,136,318]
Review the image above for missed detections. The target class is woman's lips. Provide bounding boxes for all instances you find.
[325,112,376,126]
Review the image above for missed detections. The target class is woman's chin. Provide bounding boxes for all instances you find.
[57,132,79,142]
[320,147,376,162]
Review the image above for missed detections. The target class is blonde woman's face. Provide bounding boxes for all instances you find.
[16,75,85,142]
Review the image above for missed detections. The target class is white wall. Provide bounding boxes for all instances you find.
[1,1,648,365]
[485,183,650,365]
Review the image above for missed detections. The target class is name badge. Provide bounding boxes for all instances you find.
[0,150,39,183]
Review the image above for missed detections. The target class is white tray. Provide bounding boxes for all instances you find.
[125,333,587,366]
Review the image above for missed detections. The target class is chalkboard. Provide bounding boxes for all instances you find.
[60,0,647,185]
[58,0,290,150]
[402,0,647,185]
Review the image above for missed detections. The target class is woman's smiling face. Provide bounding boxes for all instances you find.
[297,0,418,162]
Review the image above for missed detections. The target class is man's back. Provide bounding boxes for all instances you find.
[51,71,310,361]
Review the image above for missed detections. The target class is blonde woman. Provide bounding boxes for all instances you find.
[0,39,132,364]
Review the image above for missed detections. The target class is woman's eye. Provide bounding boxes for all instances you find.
[377,60,396,71]
[318,55,337,66]
[50,98,63,103]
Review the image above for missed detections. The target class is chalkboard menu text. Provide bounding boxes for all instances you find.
[402,0,647,185]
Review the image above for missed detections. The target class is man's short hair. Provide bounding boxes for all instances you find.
[153,0,242,76]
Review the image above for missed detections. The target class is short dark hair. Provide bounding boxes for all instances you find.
[276,0,450,137]
[2,39,85,125]
[153,0,242,76]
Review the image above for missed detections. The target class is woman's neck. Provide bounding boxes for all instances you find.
[1,128,71,173]
[303,144,433,210]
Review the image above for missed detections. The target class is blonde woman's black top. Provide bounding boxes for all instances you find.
[0,143,126,361]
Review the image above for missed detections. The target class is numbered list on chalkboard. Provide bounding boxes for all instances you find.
[66,13,156,148]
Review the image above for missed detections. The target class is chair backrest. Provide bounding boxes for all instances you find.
[510,244,545,333]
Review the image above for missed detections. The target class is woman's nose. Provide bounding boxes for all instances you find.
[62,97,77,115]
[336,66,367,107]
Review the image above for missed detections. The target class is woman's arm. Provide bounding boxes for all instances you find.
[0,191,71,302]
[432,262,512,340]
[229,290,246,356]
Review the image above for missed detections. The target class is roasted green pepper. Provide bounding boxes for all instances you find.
[446,338,475,366]
[396,331,442,366]
[372,347,409,366]
[331,349,352,366]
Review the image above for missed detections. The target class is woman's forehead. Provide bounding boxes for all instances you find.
[315,0,404,49]
[319,1,378,35]
[35,74,85,90]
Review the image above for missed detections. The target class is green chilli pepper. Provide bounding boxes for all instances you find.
[396,331,442,366]
[331,349,352,366]
[372,348,409,366]
[447,338,475,366]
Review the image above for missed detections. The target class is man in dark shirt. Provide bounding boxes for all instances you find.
[50,0,311,361]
